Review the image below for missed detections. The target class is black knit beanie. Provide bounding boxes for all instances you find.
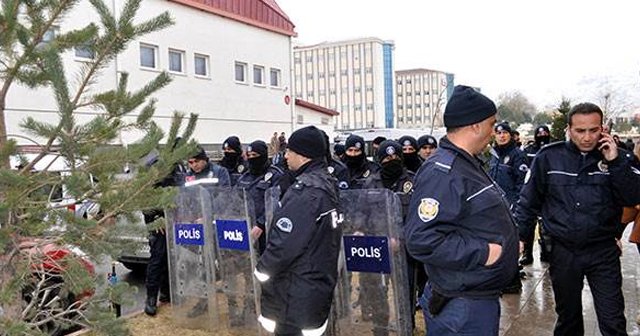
[397,135,418,151]
[222,136,242,153]
[287,126,326,159]
[444,85,497,128]
[345,135,365,151]
[377,140,404,162]
[192,145,208,160]
[417,135,438,148]
[494,122,512,134]
[247,140,268,157]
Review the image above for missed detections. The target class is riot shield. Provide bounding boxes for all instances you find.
[204,186,262,335]
[331,189,412,336]
[165,185,217,331]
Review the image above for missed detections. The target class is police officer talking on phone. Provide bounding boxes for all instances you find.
[405,86,519,335]
[515,102,640,336]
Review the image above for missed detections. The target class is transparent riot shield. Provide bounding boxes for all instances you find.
[263,186,281,237]
[331,189,412,336]
[204,186,262,336]
[165,185,217,331]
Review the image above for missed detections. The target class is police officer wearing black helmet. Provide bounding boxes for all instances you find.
[236,140,284,254]
[417,135,438,160]
[255,126,342,336]
[219,136,247,186]
[343,134,380,189]
[405,85,519,335]
[397,135,423,174]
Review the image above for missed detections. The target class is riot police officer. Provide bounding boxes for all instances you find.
[520,125,552,265]
[236,140,284,254]
[321,131,350,190]
[488,122,528,207]
[219,136,247,186]
[343,134,380,189]
[417,135,438,161]
[255,126,342,336]
[405,86,519,336]
[397,135,423,174]
[185,145,231,186]
[143,146,186,316]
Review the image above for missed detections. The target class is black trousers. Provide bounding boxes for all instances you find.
[549,241,626,336]
[274,322,302,336]
[145,232,169,298]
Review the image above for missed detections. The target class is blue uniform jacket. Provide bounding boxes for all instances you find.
[488,141,528,206]
[515,141,640,249]
[185,161,231,186]
[405,138,519,298]
[236,165,284,231]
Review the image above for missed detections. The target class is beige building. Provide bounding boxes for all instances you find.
[293,37,396,131]
[395,68,453,129]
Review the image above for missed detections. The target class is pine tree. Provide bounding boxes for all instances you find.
[551,98,571,142]
[0,0,198,334]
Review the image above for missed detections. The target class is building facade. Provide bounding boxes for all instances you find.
[293,37,395,131]
[395,68,454,129]
[294,99,339,139]
[5,0,296,149]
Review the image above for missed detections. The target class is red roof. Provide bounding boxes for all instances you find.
[169,0,296,36]
[295,99,340,117]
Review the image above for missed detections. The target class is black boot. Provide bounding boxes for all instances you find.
[145,295,158,316]
[519,240,533,266]
[159,292,171,304]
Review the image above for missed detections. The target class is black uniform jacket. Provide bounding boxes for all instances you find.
[256,160,342,329]
[405,138,519,298]
[515,141,640,249]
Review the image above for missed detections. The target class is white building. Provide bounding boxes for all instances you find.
[293,37,396,131]
[5,0,296,150]
[395,68,454,129]
[294,99,339,139]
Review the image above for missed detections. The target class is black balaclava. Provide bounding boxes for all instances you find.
[344,135,366,169]
[377,140,405,188]
[221,136,242,169]
[247,140,268,176]
[534,125,551,147]
[398,136,421,172]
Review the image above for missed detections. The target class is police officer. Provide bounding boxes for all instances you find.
[143,146,186,316]
[489,122,528,207]
[321,131,350,190]
[397,135,423,174]
[255,126,342,336]
[236,140,284,254]
[515,102,640,336]
[219,136,247,186]
[417,135,438,161]
[405,85,519,336]
[520,125,552,265]
[343,134,380,189]
[371,136,387,163]
[183,145,231,317]
[333,143,346,161]
[185,145,231,186]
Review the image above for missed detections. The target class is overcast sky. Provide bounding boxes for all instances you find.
[276,0,640,112]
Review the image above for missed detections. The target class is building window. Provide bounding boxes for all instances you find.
[253,65,265,85]
[354,68,361,74]
[37,27,58,48]
[235,61,247,83]
[74,43,95,60]
[168,49,185,73]
[297,114,304,124]
[340,70,348,76]
[193,54,209,77]
[140,43,158,69]
[307,91,314,98]
[365,67,373,74]
[270,68,281,87]
[321,117,330,125]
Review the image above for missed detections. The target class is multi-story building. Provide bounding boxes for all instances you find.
[5,0,296,150]
[293,37,395,131]
[395,69,454,129]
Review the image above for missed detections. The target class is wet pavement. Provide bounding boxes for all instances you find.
[500,228,640,336]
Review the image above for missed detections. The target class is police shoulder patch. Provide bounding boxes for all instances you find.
[363,169,370,178]
[275,217,293,233]
[237,165,245,173]
[264,172,273,182]
[338,181,349,189]
[503,156,510,164]
[328,166,335,174]
[418,198,439,222]
[403,181,413,193]
[519,164,528,172]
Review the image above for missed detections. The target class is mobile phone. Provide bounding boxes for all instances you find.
[600,133,610,151]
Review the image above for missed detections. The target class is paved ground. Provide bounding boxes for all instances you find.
[104,228,640,335]
[500,228,640,336]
